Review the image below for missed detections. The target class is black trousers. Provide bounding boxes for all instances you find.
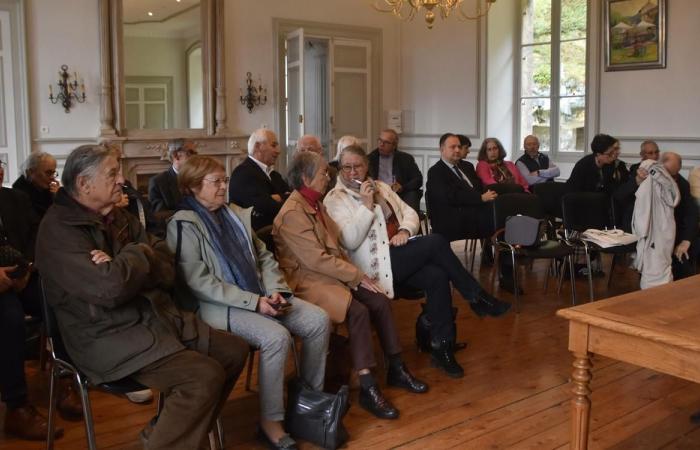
[390,234,482,342]
[0,273,42,409]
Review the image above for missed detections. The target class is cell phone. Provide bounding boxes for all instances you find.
[275,302,293,313]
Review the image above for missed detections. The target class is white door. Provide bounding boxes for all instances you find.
[330,38,371,154]
[0,10,18,184]
[285,28,305,155]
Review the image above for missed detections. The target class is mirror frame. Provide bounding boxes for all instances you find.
[98,0,227,139]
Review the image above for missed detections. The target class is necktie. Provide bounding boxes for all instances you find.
[453,165,473,188]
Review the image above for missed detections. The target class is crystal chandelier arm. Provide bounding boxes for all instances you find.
[456,0,493,20]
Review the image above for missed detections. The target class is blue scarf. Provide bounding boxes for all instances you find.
[181,196,263,295]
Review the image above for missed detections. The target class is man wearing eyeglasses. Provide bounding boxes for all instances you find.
[12,152,59,220]
[367,129,423,212]
[148,139,198,215]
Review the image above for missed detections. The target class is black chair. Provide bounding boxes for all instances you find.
[485,183,525,195]
[42,280,225,450]
[561,192,637,301]
[255,224,275,254]
[491,193,577,312]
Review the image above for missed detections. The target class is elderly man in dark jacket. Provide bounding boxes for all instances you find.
[35,145,249,450]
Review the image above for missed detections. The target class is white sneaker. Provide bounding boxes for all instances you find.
[125,389,153,404]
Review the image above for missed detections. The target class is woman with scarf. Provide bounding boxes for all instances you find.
[323,146,511,379]
[475,137,530,192]
[273,151,427,421]
[166,155,330,450]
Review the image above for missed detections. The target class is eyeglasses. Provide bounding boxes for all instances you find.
[44,170,58,178]
[377,138,396,146]
[203,177,230,186]
[340,164,365,173]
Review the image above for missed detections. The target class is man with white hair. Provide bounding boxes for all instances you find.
[13,152,59,220]
[229,128,291,230]
[296,134,323,155]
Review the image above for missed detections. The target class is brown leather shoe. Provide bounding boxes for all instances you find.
[4,405,64,441]
[57,379,84,421]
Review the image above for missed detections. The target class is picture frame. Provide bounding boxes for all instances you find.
[604,0,666,71]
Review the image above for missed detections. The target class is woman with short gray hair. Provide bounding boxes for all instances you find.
[13,151,60,219]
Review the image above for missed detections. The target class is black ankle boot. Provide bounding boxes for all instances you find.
[358,385,399,420]
[430,340,464,378]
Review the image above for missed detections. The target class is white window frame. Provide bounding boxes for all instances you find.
[516,0,589,159]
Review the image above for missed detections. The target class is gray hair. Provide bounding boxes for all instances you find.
[22,152,55,178]
[287,151,322,190]
[335,135,360,161]
[338,144,368,165]
[640,139,659,154]
[248,128,274,155]
[62,145,113,197]
[167,139,186,161]
[296,134,322,153]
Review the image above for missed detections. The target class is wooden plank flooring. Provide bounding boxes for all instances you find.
[2,242,699,449]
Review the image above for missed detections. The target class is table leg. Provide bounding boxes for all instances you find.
[571,351,592,450]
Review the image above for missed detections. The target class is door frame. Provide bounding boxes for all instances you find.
[273,18,382,174]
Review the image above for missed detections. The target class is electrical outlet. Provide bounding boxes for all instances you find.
[40,125,50,134]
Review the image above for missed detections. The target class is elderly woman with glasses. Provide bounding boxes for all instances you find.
[323,145,511,379]
[12,152,60,219]
[475,137,530,192]
[167,155,330,450]
[273,151,427,421]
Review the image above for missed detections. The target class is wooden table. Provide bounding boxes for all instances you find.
[557,275,700,450]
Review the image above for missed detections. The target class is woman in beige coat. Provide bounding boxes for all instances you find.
[273,151,427,421]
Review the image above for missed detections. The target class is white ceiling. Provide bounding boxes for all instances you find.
[123,0,201,39]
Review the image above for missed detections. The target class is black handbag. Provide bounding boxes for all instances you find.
[285,347,349,450]
[0,243,29,279]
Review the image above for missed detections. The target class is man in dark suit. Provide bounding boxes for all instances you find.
[229,128,291,231]
[426,133,497,242]
[368,129,423,212]
[148,139,197,214]
[0,161,80,441]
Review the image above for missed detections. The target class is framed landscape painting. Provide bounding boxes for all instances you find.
[604,0,666,71]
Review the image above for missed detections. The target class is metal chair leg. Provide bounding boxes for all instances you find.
[216,417,225,449]
[46,366,60,450]
[469,239,478,272]
[568,254,577,305]
[585,249,594,302]
[607,254,616,289]
[511,250,520,313]
[75,373,97,450]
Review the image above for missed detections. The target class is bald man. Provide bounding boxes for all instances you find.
[296,135,323,155]
[515,135,560,186]
[661,152,698,280]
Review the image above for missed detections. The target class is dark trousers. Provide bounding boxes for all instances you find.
[672,242,697,281]
[0,273,42,409]
[391,234,481,341]
[132,328,249,450]
[346,287,402,371]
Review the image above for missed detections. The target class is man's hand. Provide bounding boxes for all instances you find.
[115,193,129,208]
[359,275,382,293]
[13,271,31,293]
[481,190,498,202]
[0,266,16,293]
[635,167,649,185]
[90,250,112,264]
[390,230,410,247]
[271,194,283,203]
[257,296,281,317]
[49,180,60,194]
[391,181,403,193]
[674,240,691,262]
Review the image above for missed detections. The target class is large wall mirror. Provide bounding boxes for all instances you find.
[98,0,227,138]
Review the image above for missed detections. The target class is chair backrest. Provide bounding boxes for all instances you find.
[255,224,275,255]
[40,277,71,360]
[492,193,544,231]
[561,192,613,232]
[532,181,570,220]
[485,183,525,195]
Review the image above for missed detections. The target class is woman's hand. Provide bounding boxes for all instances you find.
[390,230,410,247]
[359,275,382,293]
[359,180,375,210]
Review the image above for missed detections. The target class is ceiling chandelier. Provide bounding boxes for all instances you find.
[372,0,496,29]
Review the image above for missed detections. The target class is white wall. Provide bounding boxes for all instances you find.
[26,0,101,162]
[598,0,700,169]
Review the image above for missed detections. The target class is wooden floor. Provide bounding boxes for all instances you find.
[3,242,700,449]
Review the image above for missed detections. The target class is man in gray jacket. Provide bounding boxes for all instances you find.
[36,145,249,449]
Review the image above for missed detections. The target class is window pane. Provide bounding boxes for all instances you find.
[521,44,551,97]
[560,39,586,96]
[559,96,585,152]
[522,0,552,44]
[521,98,551,152]
[561,0,587,41]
